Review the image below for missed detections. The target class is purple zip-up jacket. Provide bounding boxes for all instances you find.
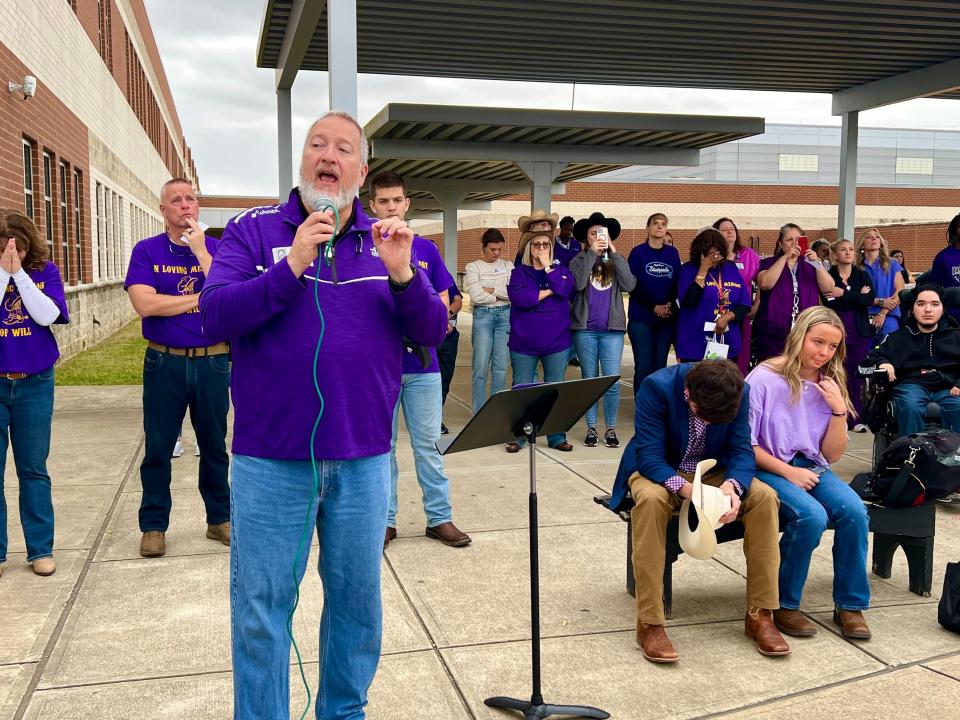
[507,263,574,355]
[200,190,447,461]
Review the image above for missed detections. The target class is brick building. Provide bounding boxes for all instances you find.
[1,1,198,358]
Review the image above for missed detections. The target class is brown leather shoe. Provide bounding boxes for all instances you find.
[550,441,574,452]
[384,526,397,550]
[773,608,818,637]
[425,522,471,547]
[32,557,56,576]
[140,531,166,558]
[206,522,230,546]
[505,442,522,453]
[833,609,871,640]
[745,607,791,656]
[636,622,678,664]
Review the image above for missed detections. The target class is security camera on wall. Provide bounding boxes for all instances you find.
[7,75,36,99]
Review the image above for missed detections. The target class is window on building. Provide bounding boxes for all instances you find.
[778,153,819,172]
[22,140,35,219]
[104,189,113,279]
[895,157,934,175]
[59,161,71,283]
[73,170,83,283]
[95,182,104,281]
[42,152,54,260]
[113,193,121,278]
[97,0,113,70]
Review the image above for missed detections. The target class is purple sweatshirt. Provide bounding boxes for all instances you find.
[675,261,751,360]
[200,191,447,461]
[507,263,574,355]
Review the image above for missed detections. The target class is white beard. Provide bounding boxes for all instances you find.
[299,175,358,213]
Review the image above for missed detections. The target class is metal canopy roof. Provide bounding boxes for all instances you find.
[258,1,960,100]
[360,104,764,204]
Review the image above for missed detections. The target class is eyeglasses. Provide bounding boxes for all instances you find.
[529,241,551,248]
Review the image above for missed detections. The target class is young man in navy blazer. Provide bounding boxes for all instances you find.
[611,360,787,663]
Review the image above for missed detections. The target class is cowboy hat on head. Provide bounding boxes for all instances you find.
[573,212,621,244]
[517,209,559,234]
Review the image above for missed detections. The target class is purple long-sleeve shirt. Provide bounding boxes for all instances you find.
[200,191,447,461]
[507,263,574,355]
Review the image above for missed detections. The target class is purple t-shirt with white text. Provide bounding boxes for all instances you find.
[930,246,960,321]
[0,262,69,374]
[124,233,221,347]
[404,236,455,374]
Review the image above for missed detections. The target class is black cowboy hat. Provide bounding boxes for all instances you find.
[573,212,621,243]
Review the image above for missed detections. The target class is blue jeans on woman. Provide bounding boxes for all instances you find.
[627,319,674,391]
[230,452,390,720]
[471,305,510,413]
[0,368,55,564]
[573,329,625,429]
[756,455,870,611]
[510,348,569,447]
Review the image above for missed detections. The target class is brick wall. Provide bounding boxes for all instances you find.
[810,221,952,273]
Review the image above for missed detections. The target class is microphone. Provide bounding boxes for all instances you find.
[309,194,338,265]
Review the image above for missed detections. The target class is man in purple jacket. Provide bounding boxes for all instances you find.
[200,112,447,720]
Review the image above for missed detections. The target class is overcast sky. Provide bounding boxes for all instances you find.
[145,0,960,197]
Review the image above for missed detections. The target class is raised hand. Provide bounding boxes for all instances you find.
[287,211,336,278]
[372,217,415,283]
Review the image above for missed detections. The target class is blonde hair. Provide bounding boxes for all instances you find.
[855,227,890,273]
[522,233,554,267]
[763,306,855,416]
[830,237,853,254]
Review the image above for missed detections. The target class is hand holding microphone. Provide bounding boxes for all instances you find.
[287,210,336,278]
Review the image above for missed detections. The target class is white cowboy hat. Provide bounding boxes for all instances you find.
[678,458,732,561]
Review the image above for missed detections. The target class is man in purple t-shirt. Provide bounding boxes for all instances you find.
[368,171,470,550]
[124,178,230,560]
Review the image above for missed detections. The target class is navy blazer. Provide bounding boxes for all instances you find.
[610,363,756,511]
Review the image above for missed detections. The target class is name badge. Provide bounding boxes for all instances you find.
[736,262,744,270]
[272,246,292,263]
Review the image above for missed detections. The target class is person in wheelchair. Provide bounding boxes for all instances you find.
[867,285,960,436]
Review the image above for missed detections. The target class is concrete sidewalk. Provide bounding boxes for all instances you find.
[1,320,959,719]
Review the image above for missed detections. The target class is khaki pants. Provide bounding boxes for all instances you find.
[628,469,781,625]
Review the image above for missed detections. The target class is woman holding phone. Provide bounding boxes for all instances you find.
[506,231,575,453]
[753,223,835,362]
[569,213,635,448]
[0,210,70,578]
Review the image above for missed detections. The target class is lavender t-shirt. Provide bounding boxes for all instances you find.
[403,236,455,374]
[746,364,833,468]
[124,233,221,347]
[0,262,69,374]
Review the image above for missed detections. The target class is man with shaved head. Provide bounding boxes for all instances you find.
[201,111,447,719]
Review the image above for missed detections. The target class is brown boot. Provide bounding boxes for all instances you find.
[773,608,818,637]
[140,531,166,558]
[206,522,230,546]
[636,622,678,664]
[833,609,871,640]
[383,526,397,550]
[32,557,56,576]
[425,522,471,547]
[745,607,791,656]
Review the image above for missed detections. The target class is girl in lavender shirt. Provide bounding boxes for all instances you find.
[0,210,69,579]
[747,306,871,641]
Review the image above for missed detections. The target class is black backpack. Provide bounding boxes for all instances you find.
[854,430,960,507]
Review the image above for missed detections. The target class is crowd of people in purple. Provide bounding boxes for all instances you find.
[2,109,960,716]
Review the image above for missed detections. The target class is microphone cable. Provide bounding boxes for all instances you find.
[288,201,339,720]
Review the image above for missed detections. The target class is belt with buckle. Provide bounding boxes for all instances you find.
[2,372,29,380]
[147,341,230,358]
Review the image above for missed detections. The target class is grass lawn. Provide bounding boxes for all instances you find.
[56,319,146,385]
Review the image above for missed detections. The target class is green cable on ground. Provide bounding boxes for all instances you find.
[288,203,339,720]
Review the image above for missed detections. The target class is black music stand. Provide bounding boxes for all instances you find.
[438,377,617,720]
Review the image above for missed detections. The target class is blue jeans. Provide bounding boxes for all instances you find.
[572,330,625,428]
[627,319,674,391]
[510,349,568,447]
[139,348,231,531]
[892,383,960,436]
[388,373,453,528]
[0,368,55,563]
[756,456,870,611]
[471,305,510,413]
[230,453,390,720]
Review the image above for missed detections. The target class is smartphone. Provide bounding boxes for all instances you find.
[595,227,608,242]
[798,235,809,255]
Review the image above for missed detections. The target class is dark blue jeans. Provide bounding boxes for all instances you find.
[437,327,459,408]
[139,348,231,532]
[0,368,56,563]
[627,319,674,392]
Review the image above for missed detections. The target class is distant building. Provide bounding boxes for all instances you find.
[0,0,198,358]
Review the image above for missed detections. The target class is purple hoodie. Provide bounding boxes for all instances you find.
[507,263,574,355]
[200,191,447,461]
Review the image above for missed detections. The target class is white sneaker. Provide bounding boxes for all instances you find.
[172,438,184,458]
[852,424,868,433]
[194,445,200,457]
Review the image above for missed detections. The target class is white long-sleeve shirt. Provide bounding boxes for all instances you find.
[0,268,61,326]
[464,258,513,307]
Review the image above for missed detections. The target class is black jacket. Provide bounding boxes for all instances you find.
[867,315,960,391]
[826,265,875,340]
